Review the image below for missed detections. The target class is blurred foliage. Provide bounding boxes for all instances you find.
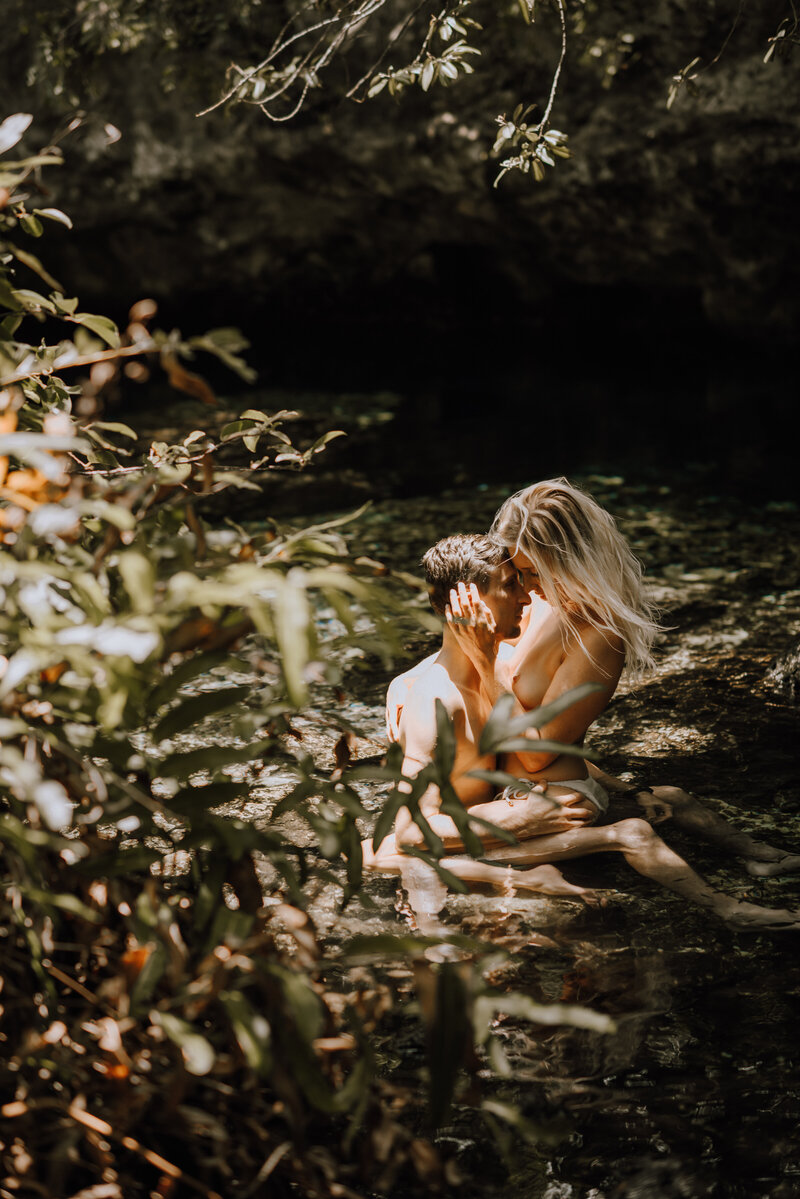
[0,120,614,1196]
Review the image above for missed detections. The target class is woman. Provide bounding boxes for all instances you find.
[440,477,800,927]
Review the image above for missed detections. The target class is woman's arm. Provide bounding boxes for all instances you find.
[445,583,623,773]
[507,627,623,772]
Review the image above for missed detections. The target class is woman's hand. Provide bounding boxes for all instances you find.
[519,788,596,833]
[446,582,497,668]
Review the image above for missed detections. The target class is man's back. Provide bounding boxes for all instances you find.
[389,653,496,809]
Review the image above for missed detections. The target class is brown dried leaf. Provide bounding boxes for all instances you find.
[161,352,216,406]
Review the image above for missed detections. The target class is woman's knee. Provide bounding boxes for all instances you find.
[612,817,658,851]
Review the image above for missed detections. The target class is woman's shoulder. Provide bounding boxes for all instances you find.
[565,619,626,684]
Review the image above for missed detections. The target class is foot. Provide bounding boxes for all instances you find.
[745,853,800,878]
[498,864,607,906]
[715,897,800,931]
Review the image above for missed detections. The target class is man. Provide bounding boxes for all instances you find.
[363,534,800,928]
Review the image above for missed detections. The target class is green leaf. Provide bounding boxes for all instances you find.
[68,313,120,348]
[158,738,274,782]
[273,573,311,708]
[526,683,604,729]
[399,845,468,893]
[341,815,364,904]
[153,1011,216,1076]
[33,207,73,229]
[371,787,407,851]
[489,737,593,758]
[89,420,137,439]
[8,246,63,290]
[221,991,273,1073]
[479,684,602,754]
[0,275,20,310]
[473,992,616,1035]
[464,768,533,790]
[118,551,155,613]
[77,499,136,531]
[267,964,324,1041]
[270,777,314,820]
[169,781,247,813]
[307,429,345,456]
[52,295,79,315]
[341,932,448,959]
[22,887,102,923]
[72,847,163,876]
[12,288,57,314]
[20,215,43,238]
[153,685,252,743]
[429,962,469,1126]
[150,651,233,710]
[433,698,456,777]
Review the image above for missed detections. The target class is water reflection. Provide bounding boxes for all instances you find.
[367,857,800,1197]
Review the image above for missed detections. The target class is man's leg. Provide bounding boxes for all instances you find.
[480,819,800,930]
[588,765,800,876]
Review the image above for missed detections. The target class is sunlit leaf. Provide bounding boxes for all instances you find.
[153,1011,215,1076]
[0,113,33,154]
[33,207,73,228]
[67,313,121,348]
[273,572,311,708]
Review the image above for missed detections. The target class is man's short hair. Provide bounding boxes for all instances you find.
[422,534,506,616]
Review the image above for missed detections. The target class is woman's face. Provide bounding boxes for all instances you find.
[510,548,545,600]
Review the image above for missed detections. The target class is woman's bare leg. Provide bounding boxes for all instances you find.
[588,764,800,877]
[481,819,800,930]
[362,837,602,902]
[650,786,800,877]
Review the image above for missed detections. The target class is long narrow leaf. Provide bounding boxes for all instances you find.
[479,683,602,753]
[434,698,456,776]
[429,963,469,1126]
[398,846,468,894]
[153,685,251,742]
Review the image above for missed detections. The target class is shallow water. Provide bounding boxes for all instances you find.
[270,475,800,1198]
[163,463,800,1197]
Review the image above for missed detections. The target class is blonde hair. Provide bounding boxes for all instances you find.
[490,478,660,675]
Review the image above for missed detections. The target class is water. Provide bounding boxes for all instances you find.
[272,475,800,1198]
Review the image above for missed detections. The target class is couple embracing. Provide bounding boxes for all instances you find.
[363,478,800,931]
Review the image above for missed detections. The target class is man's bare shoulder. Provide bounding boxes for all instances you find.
[386,652,460,742]
[386,652,438,706]
[394,660,466,761]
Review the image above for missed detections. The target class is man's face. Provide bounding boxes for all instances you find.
[480,560,529,640]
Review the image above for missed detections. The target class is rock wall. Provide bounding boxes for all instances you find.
[3,1,799,343]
